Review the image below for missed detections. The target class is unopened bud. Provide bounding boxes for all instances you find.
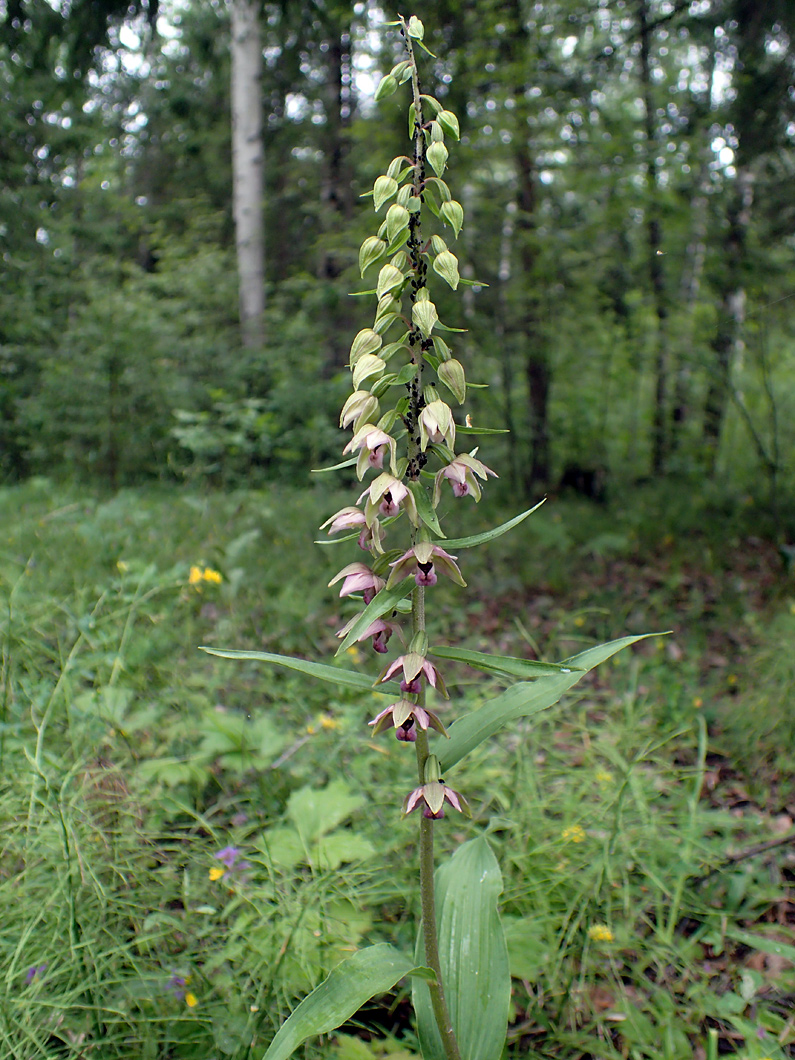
[438,358,466,404]
[374,74,398,102]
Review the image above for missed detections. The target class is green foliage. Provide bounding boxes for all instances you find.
[0,483,793,1058]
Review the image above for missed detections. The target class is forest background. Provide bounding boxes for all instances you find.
[2,1,795,1058]
[2,0,794,501]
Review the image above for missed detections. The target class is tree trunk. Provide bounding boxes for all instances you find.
[230,0,265,349]
[638,0,669,476]
[702,167,753,472]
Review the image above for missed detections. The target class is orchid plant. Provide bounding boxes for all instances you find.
[204,16,651,1060]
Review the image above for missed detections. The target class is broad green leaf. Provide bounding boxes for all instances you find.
[444,501,545,549]
[288,779,364,843]
[429,645,581,679]
[438,635,660,771]
[262,944,434,1060]
[413,837,510,1060]
[334,581,415,656]
[199,647,389,695]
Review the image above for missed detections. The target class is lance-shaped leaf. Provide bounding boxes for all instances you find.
[352,354,386,390]
[440,200,464,238]
[408,479,445,538]
[263,944,434,1060]
[438,634,663,772]
[429,645,580,680]
[349,328,382,367]
[335,580,416,656]
[376,263,405,299]
[373,174,398,211]
[412,298,438,338]
[426,141,448,177]
[359,236,387,277]
[433,249,460,290]
[413,837,510,1060]
[443,501,545,549]
[199,647,390,694]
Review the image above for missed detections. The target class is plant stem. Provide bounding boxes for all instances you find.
[401,22,462,1060]
[414,722,461,1060]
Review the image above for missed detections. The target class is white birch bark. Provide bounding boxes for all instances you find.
[230,0,264,348]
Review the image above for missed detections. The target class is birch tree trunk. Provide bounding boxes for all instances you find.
[230,0,265,349]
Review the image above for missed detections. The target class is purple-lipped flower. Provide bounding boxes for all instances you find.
[369,698,447,741]
[386,542,465,590]
[25,964,47,985]
[337,616,400,654]
[404,781,470,819]
[328,562,385,605]
[433,452,497,504]
[379,653,448,698]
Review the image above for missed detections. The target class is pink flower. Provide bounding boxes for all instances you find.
[358,473,419,527]
[328,562,385,604]
[343,423,398,479]
[320,507,384,553]
[337,616,400,654]
[320,507,366,535]
[379,653,448,698]
[386,541,465,589]
[369,698,447,740]
[419,399,455,451]
[433,452,497,505]
[404,781,470,819]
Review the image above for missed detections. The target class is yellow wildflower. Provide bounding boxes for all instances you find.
[561,825,586,843]
[202,567,223,584]
[185,992,198,1008]
[588,924,614,943]
[189,566,204,586]
[573,616,585,628]
[116,560,129,573]
[346,645,363,664]
[306,724,317,735]
[693,696,703,708]
[208,867,225,881]
[595,771,613,785]
[319,714,339,730]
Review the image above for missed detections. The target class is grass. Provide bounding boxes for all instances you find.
[1,478,793,1059]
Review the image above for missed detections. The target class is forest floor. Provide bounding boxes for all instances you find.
[1,478,794,1059]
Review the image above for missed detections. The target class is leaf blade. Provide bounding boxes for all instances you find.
[333,580,416,656]
[199,647,386,694]
[429,645,581,679]
[263,944,434,1060]
[439,634,661,771]
[443,501,545,549]
[413,838,510,1060]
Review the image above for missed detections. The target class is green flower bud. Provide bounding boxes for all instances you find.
[426,141,448,177]
[386,203,410,244]
[430,234,448,255]
[349,328,383,367]
[359,236,387,277]
[373,174,398,212]
[412,299,438,338]
[352,353,386,390]
[433,249,460,290]
[374,74,398,102]
[407,15,424,39]
[390,60,411,82]
[440,199,464,238]
[429,120,444,143]
[438,358,466,403]
[438,109,460,140]
[376,263,405,299]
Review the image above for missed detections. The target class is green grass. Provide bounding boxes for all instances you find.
[1,479,793,1059]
